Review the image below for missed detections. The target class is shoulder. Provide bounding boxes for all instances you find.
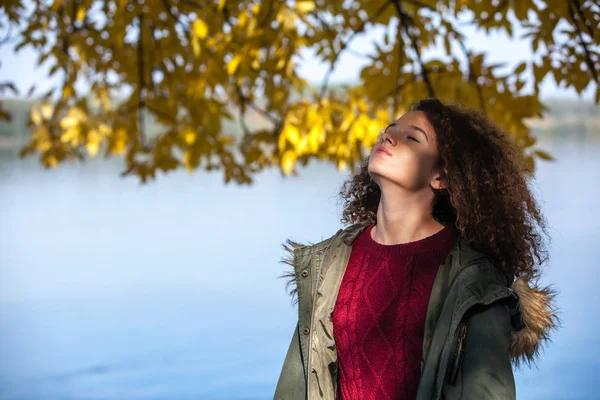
[281,227,342,260]
[277,227,344,304]
[453,240,510,299]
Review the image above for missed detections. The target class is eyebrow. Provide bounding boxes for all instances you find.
[384,122,429,142]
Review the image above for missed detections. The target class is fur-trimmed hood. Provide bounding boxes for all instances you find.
[508,276,560,368]
[278,233,560,370]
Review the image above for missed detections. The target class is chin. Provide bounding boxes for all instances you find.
[367,162,388,182]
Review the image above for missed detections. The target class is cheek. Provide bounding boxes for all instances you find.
[398,153,429,180]
[369,149,437,186]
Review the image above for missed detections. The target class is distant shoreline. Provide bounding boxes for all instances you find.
[2,98,599,149]
[0,137,17,149]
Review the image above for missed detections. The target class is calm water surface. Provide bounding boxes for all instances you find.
[0,136,598,399]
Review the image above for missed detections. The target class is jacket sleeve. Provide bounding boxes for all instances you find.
[274,321,306,400]
[443,301,516,400]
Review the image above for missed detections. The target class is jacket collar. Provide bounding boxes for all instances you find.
[340,221,371,246]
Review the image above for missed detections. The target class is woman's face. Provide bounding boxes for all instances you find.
[368,110,446,192]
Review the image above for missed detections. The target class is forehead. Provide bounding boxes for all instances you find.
[394,110,432,131]
[388,110,437,143]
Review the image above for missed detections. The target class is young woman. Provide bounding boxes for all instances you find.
[274,98,560,400]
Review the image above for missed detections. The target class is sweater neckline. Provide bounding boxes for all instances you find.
[359,223,458,254]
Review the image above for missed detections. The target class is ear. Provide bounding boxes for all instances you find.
[430,168,448,190]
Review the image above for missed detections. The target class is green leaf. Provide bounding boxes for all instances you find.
[534,149,555,161]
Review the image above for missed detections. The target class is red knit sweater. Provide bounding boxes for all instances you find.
[332,223,459,400]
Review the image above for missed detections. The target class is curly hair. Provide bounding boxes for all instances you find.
[338,98,550,284]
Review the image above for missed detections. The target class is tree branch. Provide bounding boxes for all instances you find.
[137,14,149,150]
[318,1,391,101]
[393,1,434,97]
[567,1,599,83]
[393,18,404,113]
[572,0,597,42]
[311,12,373,60]
[377,66,452,102]
[457,39,486,114]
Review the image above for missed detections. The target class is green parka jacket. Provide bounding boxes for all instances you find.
[274,221,559,400]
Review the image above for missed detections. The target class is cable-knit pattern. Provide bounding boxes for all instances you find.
[332,223,459,400]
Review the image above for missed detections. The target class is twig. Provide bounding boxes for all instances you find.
[137,14,149,149]
[235,86,252,136]
[567,2,599,83]
[572,0,597,41]
[457,39,486,114]
[311,13,373,60]
[393,18,404,112]
[318,1,391,101]
[394,1,434,97]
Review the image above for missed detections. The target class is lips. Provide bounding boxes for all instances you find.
[375,146,392,156]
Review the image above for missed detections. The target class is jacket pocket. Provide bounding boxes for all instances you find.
[445,319,467,386]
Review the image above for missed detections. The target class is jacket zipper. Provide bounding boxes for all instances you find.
[446,319,467,385]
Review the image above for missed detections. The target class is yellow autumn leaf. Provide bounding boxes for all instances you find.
[60,115,79,129]
[76,8,85,23]
[41,103,54,120]
[192,19,208,39]
[50,0,64,12]
[246,16,256,36]
[218,0,226,11]
[227,55,241,75]
[182,127,196,145]
[183,151,193,173]
[275,58,286,70]
[61,127,80,145]
[98,123,112,136]
[296,0,315,14]
[534,149,555,161]
[31,107,42,125]
[285,60,295,77]
[111,128,128,154]
[281,150,297,175]
[62,86,72,100]
[286,125,300,146]
[340,112,354,131]
[238,11,248,27]
[297,136,308,153]
[87,129,101,156]
[99,89,111,110]
[192,38,201,57]
[278,124,301,152]
[45,155,59,168]
[308,125,321,152]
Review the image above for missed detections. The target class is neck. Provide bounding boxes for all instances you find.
[373,187,444,245]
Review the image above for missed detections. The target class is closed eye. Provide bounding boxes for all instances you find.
[408,136,419,142]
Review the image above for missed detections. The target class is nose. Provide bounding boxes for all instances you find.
[381,130,396,145]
